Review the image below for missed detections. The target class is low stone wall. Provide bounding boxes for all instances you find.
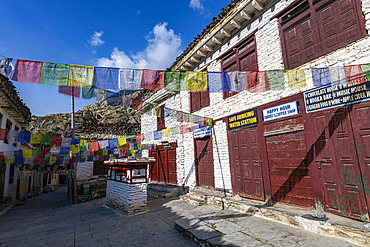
[106,180,147,214]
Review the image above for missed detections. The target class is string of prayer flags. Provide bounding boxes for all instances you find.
[247,71,269,93]
[228,71,247,93]
[93,67,119,91]
[286,69,306,89]
[164,71,187,92]
[344,65,365,85]
[12,60,43,84]
[141,69,164,91]
[40,63,69,86]
[69,65,94,87]
[207,72,230,93]
[187,71,208,92]
[312,68,332,87]
[119,69,143,91]
[266,70,285,90]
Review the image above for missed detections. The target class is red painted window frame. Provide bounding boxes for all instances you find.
[220,33,258,99]
[278,0,367,70]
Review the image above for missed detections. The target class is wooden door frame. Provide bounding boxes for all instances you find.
[194,135,215,189]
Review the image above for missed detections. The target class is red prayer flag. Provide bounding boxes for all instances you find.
[41,147,51,157]
[131,99,144,112]
[69,157,75,164]
[0,129,10,141]
[180,124,190,134]
[345,65,365,86]
[135,134,144,143]
[204,117,209,126]
[58,86,81,98]
[176,111,184,122]
[247,71,269,93]
[141,69,164,90]
[88,141,99,152]
[34,157,43,164]
[11,60,43,84]
[51,135,63,147]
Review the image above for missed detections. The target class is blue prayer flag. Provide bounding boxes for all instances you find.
[109,139,119,148]
[312,68,332,87]
[17,131,31,144]
[92,67,119,91]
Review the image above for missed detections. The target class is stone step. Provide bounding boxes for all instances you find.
[148,190,178,199]
[189,189,208,201]
[179,195,206,206]
[147,183,179,194]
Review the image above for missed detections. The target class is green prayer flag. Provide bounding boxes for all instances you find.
[43,157,50,165]
[208,118,214,127]
[361,64,370,81]
[183,113,189,123]
[32,148,41,157]
[164,71,187,92]
[40,63,70,86]
[41,135,52,145]
[170,126,180,136]
[75,156,81,163]
[96,150,103,156]
[266,70,285,90]
[142,102,153,115]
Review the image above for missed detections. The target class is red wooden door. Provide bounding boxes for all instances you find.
[228,126,264,200]
[149,150,159,182]
[168,149,177,185]
[349,102,370,217]
[195,137,214,188]
[265,117,314,207]
[158,150,168,184]
[0,165,5,204]
[307,106,368,221]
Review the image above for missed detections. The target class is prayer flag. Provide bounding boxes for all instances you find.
[41,147,51,157]
[118,137,126,146]
[109,139,119,148]
[0,129,9,141]
[144,131,153,141]
[69,64,94,87]
[49,157,57,165]
[40,63,69,86]
[40,134,52,145]
[142,102,153,115]
[23,149,32,158]
[17,131,31,144]
[51,135,63,147]
[58,85,81,98]
[312,68,332,87]
[11,60,43,84]
[208,118,214,127]
[92,67,119,90]
[119,69,143,91]
[96,89,107,101]
[30,133,42,144]
[50,147,60,155]
[122,96,132,109]
[190,125,200,132]
[179,124,190,134]
[329,66,348,85]
[154,130,162,140]
[141,69,165,90]
[176,111,184,122]
[170,126,180,136]
[34,157,43,164]
[189,114,194,123]
[0,58,14,78]
[247,71,269,93]
[72,139,80,145]
[103,149,108,156]
[207,72,230,93]
[228,71,247,93]
[286,69,306,89]
[70,144,79,154]
[89,141,99,152]
[266,70,285,90]
[62,138,72,147]
[132,98,144,112]
[135,134,144,143]
[98,140,109,149]
[32,149,41,157]
[107,91,123,106]
[183,113,189,123]
[162,128,170,137]
[344,65,365,85]
[82,85,96,99]
[186,71,207,92]
[361,63,370,81]
[164,71,187,92]
[7,129,19,143]
[24,157,34,165]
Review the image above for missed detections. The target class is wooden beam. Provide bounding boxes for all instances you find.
[190,57,200,63]
[230,19,241,29]
[221,28,231,37]
[211,36,222,44]
[202,44,212,52]
[197,50,206,57]
[240,10,252,20]
[252,0,263,10]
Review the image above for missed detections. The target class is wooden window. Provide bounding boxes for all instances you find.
[8,164,14,184]
[13,126,19,147]
[4,119,12,144]
[157,105,165,130]
[93,161,107,175]
[221,35,258,99]
[279,0,366,69]
[190,92,210,113]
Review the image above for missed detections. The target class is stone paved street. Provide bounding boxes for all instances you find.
[0,185,360,247]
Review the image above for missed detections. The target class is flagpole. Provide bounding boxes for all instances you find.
[71,87,77,204]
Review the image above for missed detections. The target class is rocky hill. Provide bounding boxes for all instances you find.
[27,90,155,140]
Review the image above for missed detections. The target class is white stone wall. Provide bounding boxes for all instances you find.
[141,0,370,194]
[106,180,147,214]
[76,162,94,181]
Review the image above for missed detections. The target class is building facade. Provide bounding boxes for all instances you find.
[142,0,370,221]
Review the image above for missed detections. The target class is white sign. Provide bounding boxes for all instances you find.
[193,126,211,139]
[263,101,298,121]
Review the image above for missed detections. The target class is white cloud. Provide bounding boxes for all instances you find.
[87,31,105,47]
[136,10,141,16]
[96,22,182,70]
[189,0,205,11]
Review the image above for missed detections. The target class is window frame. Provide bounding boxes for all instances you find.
[278,0,367,69]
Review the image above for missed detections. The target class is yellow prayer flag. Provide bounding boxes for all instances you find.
[68,65,94,87]
[286,69,306,89]
[23,149,32,158]
[189,114,194,123]
[162,128,171,137]
[49,157,56,164]
[138,144,142,150]
[155,105,161,117]
[5,158,15,164]
[109,154,114,158]
[186,71,208,92]
[70,144,79,154]
[103,149,108,156]
[30,133,42,144]
[118,137,127,146]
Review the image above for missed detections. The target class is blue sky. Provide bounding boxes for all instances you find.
[0,0,230,116]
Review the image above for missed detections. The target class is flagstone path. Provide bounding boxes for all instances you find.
[0,185,360,247]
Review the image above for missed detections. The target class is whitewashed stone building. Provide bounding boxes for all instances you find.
[142,0,370,221]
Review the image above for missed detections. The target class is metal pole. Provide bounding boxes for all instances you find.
[71,87,77,204]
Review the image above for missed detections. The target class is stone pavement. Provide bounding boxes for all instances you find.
[0,185,361,247]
